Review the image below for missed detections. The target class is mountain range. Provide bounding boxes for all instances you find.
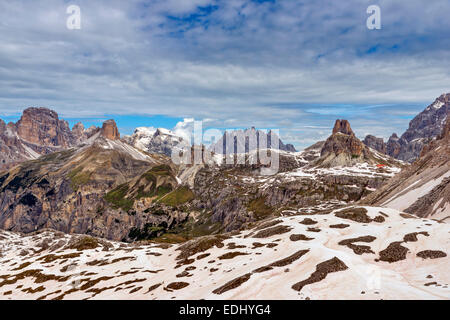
[0,93,448,300]
[363,93,449,162]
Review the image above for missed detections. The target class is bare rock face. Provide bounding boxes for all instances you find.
[363,93,450,163]
[100,119,120,140]
[363,113,450,219]
[317,120,365,167]
[0,107,94,170]
[332,119,354,136]
[16,107,73,147]
[363,135,387,154]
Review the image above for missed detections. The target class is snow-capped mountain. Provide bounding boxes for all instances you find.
[124,127,190,157]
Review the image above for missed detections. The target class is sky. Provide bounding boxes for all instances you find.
[0,0,449,149]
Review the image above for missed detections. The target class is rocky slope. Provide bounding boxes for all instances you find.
[0,206,448,300]
[0,116,405,242]
[363,93,450,162]
[314,120,403,168]
[362,114,450,221]
[0,120,197,241]
[0,108,98,170]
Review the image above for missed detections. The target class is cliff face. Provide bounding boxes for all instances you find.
[0,107,94,170]
[100,119,120,140]
[363,135,387,154]
[315,119,399,168]
[362,113,450,220]
[363,93,450,162]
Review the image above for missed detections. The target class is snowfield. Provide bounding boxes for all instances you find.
[0,206,448,300]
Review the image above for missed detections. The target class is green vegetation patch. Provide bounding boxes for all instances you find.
[104,184,134,212]
[68,167,92,191]
[128,224,166,241]
[159,186,195,207]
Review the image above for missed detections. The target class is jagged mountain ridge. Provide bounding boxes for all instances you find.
[314,120,403,168]
[0,107,99,170]
[0,120,194,241]
[363,93,450,162]
[362,114,450,220]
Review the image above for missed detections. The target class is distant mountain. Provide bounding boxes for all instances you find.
[209,127,296,155]
[0,107,98,170]
[314,119,402,168]
[363,113,450,220]
[363,93,450,162]
[124,127,190,157]
[0,119,195,241]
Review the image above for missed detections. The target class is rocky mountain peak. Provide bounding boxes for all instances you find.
[100,119,120,140]
[332,119,354,136]
[15,107,69,147]
[363,135,387,154]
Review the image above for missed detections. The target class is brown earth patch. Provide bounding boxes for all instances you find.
[218,251,249,260]
[307,227,321,232]
[196,253,210,260]
[291,257,348,292]
[268,250,309,267]
[37,252,81,264]
[416,250,447,259]
[378,242,409,263]
[227,243,246,249]
[299,218,318,225]
[22,285,45,294]
[176,235,230,260]
[146,283,162,293]
[166,282,189,290]
[212,273,252,295]
[403,232,429,242]
[335,207,372,223]
[338,236,376,255]
[253,225,292,238]
[289,234,313,241]
[400,213,417,219]
[66,236,100,251]
[329,224,350,229]
[254,219,283,231]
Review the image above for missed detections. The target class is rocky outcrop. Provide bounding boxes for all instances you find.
[363,135,387,154]
[332,119,354,136]
[0,132,194,241]
[100,119,120,140]
[363,113,450,220]
[315,119,395,168]
[0,107,95,170]
[363,93,450,162]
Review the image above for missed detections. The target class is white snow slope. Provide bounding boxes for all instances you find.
[0,206,448,300]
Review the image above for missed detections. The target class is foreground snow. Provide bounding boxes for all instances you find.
[0,206,448,300]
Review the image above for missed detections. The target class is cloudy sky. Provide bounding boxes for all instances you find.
[0,0,449,149]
